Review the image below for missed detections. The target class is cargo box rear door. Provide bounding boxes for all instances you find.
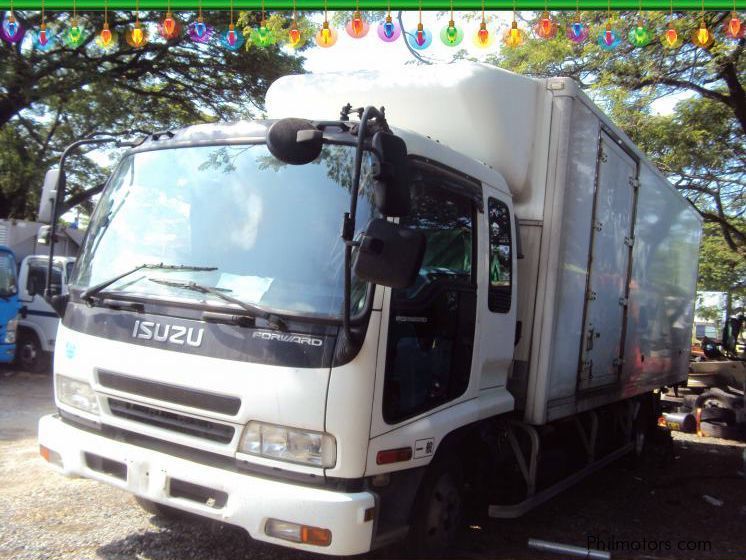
[578,132,638,390]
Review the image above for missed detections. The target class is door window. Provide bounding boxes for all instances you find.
[26,264,61,297]
[487,198,512,313]
[383,174,478,424]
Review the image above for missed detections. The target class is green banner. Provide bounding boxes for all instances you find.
[1,1,740,9]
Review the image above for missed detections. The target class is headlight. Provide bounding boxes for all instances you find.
[55,374,100,415]
[239,421,336,468]
[4,318,17,344]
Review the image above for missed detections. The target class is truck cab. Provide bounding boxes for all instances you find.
[0,246,19,364]
[17,255,75,371]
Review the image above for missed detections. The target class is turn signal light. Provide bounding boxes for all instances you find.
[40,444,63,467]
[376,447,412,465]
[265,518,332,546]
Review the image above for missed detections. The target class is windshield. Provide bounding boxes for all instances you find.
[0,252,17,297]
[72,143,376,318]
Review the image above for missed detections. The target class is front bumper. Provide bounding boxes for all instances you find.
[38,414,376,555]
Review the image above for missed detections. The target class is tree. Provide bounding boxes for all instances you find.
[697,221,746,315]
[491,11,745,257]
[0,9,309,219]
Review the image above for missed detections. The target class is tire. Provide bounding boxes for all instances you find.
[133,496,192,521]
[15,330,50,373]
[410,459,464,557]
[699,407,737,424]
[695,390,742,410]
[699,421,744,440]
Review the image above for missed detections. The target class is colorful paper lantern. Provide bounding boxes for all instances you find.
[159,12,181,39]
[377,15,401,42]
[724,12,744,40]
[1,11,25,44]
[346,11,369,38]
[566,18,589,43]
[315,20,338,47]
[691,19,714,48]
[407,22,432,50]
[440,20,463,46]
[597,22,621,50]
[628,19,652,47]
[503,20,525,48]
[535,11,557,39]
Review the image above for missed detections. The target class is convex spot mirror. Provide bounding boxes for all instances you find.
[353,218,426,289]
[371,132,411,217]
[266,118,323,165]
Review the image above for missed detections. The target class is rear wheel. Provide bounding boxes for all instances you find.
[15,330,49,373]
[410,460,464,557]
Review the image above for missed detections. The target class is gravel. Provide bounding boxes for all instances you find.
[2,369,745,560]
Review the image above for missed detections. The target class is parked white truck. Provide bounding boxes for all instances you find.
[38,63,701,555]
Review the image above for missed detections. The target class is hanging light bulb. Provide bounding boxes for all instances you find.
[64,18,88,47]
[535,11,557,39]
[1,10,25,44]
[315,20,338,47]
[503,20,525,48]
[691,18,714,48]
[628,18,652,47]
[253,21,275,47]
[96,21,118,49]
[597,21,621,50]
[724,11,744,39]
[407,21,432,50]
[287,3,303,48]
[220,22,245,50]
[440,2,463,46]
[473,20,494,48]
[126,20,148,47]
[188,17,212,43]
[659,21,680,48]
[377,13,401,42]
[346,10,369,38]
[159,11,180,39]
[566,17,588,43]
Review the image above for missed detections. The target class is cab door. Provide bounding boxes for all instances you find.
[370,164,480,434]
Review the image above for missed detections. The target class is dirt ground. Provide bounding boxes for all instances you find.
[1,369,745,560]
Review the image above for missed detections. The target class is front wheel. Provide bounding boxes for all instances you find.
[16,330,50,373]
[410,460,464,557]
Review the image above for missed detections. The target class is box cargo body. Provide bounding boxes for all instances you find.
[267,63,702,425]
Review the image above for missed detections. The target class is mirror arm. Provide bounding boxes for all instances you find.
[44,135,135,303]
[342,106,386,342]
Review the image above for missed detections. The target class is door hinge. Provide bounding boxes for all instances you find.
[593,220,603,232]
[619,297,629,307]
[624,236,634,247]
[599,150,608,163]
[586,291,597,301]
[629,178,640,190]
[613,357,625,368]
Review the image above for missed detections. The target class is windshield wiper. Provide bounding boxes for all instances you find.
[81,263,218,303]
[148,277,287,331]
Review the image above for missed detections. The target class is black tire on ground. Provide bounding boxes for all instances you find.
[695,390,743,411]
[699,421,744,440]
[133,496,192,521]
[699,407,737,424]
[15,330,50,373]
[410,459,464,557]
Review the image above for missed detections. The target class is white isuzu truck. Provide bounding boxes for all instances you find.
[38,63,701,555]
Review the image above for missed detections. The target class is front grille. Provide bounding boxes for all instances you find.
[108,398,235,444]
[98,370,241,416]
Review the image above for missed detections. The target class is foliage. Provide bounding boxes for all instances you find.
[0,9,307,220]
[490,10,745,259]
[697,222,746,298]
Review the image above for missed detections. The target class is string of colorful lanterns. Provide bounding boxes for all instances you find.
[1,5,743,51]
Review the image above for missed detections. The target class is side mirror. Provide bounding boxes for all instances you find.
[371,132,411,217]
[38,169,64,224]
[266,118,323,165]
[353,218,426,289]
[37,225,52,245]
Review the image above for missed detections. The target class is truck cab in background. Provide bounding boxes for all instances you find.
[16,255,75,372]
[0,246,19,365]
